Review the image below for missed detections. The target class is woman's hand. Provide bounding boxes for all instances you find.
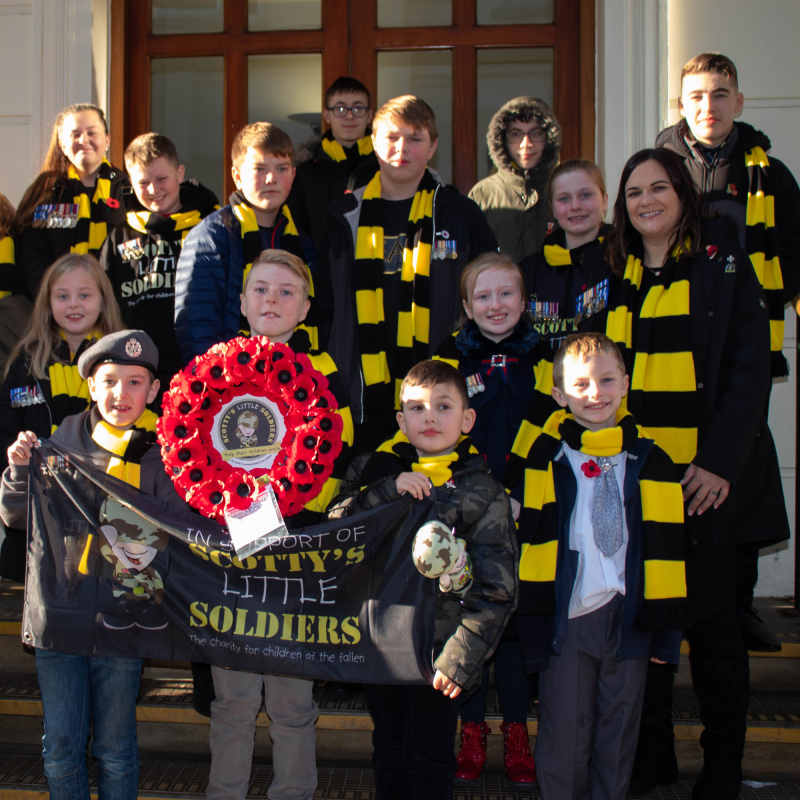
[681,464,730,516]
[433,669,461,698]
[8,431,39,467]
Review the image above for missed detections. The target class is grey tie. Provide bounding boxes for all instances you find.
[591,456,624,558]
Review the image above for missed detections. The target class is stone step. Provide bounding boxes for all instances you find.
[0,748,798,799]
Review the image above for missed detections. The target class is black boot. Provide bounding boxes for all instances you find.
[692,750,743,800]
[629,662,679,794]
[738,606,781,653]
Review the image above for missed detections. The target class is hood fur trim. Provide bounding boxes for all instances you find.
[487,96,562,175]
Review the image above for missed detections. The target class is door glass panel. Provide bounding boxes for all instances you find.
[151,57,224,202]
[476,48,554,181]
[248,0,322,31]
[248,54,323,155]
[477,0,553,25]
[377,51,452,185]
[151,0,224,35]
[377,0,451,28]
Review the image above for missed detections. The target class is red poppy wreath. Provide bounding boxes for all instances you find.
[157,336,343,523]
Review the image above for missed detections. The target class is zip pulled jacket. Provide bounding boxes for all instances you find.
[100,180,219,382]
[317,172,498,425]
[328,448,518,690]
[173,203,316,365]
[469,96,562,263]
[517,435,682,673]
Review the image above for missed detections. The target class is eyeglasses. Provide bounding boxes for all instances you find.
[506,129,547,144]
[327,105,370,118]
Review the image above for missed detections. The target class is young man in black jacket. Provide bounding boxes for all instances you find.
[316,95,499,455]
[656,53,800,658]
[288,77,378,253]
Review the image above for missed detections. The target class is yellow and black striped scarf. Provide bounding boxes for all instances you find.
[66,158,116,256]
[89,405,159,488]
[745,146,786,377]
[542,225,609,268]
[360,430,478,489]
[127,205,217,242]
[354,168,438,412]
[48,332,102,433]
[286,329,355,514]
[0,234,13,300]
[320,130,374,163]
[230,192,318,349]
[519,408,692,630]
[605,248,697,471]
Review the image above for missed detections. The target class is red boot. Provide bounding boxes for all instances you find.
[454,721,491,783]
[500,721,537,785]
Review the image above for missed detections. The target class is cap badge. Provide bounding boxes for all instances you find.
[125,338,143,358]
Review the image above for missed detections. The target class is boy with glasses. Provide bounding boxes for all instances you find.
[470,96,562,263]
[288,76,378,252]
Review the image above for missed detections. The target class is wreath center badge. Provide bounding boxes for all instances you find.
[158,336,343,523]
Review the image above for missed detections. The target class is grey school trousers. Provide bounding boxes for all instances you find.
[207,666,318,800]
[535,593,648,800]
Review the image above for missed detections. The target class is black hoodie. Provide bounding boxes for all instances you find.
[100,180,219,384]
[656,120,800,303]
[469,96,562,263]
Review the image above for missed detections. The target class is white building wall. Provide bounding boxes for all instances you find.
[598,0,799,597]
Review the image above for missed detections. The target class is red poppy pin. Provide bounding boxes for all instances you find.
[581,459,602,478]
[104,198,120,209]
[706,245,718,259]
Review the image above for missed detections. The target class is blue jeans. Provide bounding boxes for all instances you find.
[35,649,142,800]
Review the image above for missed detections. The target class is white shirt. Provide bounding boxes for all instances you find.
[561,443,629,619]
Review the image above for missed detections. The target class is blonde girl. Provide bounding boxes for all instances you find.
[0,253,122,581]
[15,104,128,299]
[520,159,612,352]
[433,251,542,787]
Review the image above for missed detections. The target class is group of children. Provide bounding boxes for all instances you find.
[0,50,795,800]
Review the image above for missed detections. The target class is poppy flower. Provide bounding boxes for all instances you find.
[195,353,229,391]
[223,470,260,512]
[105,197,120,209]
[249,353,272,387]
[175,462,214,493]
[224,337,262,383]
[269,342,294,364]
[163,431,206,470]
[307,459,333,486]
[281,374,317,411]
[706,245,718,259]
[162,388,204,419]
[292,428,319,461]
[266,361,297,397]
[581,459,601,478]
[308,411,344,439]
[310,388,338,412]
[315,435,343,466]
[156,414,199,447]
[189,471,229,522]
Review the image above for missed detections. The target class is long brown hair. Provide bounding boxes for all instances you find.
[605,148,704,276]
[0,193,15,239]
[15,104,109,233]
[7,253,124,381]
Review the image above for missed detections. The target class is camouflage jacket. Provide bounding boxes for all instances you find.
[329,451,519,690]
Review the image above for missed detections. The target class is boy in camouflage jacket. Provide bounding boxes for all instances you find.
[329,359,518,800]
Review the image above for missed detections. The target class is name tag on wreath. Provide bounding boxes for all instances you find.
[225,483,289,559]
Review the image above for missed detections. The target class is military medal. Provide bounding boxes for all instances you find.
[465,373,485,398]
[10,385,45,408]
[529,294,560,324]
[575,279,609,326]
[118,238,145,262]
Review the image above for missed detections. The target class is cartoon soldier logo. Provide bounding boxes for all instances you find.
[235,411,259,448]
[97,497,171,631]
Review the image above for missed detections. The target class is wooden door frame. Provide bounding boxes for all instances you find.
[110,0,595,195]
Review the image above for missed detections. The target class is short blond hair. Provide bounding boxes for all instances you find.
[459,252,526,328]
[552,332,626,390]
[124,133,180,170]
[372,95,438,142]
[244,249,311,301]
[231,122,294,170]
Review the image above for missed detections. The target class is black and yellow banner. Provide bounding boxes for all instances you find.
[24,441,436,684]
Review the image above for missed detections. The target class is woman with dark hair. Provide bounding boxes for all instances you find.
[15,103,128,298]
[580,148,789,800]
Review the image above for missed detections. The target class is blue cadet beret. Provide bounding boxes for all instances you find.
[77,330,159,379]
